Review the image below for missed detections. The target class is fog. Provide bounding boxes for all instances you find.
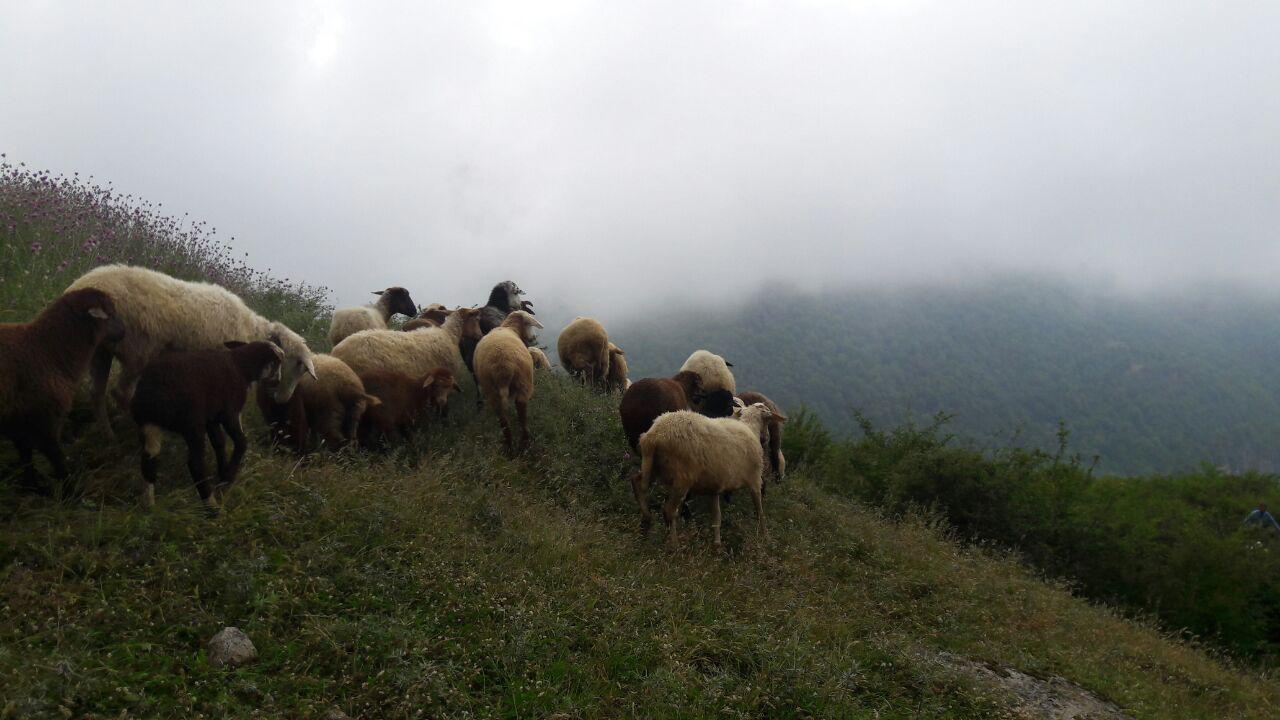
[3,1,1279,315]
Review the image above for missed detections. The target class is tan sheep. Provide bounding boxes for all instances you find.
[474,310,543,452]
[604,342,630,392]
[328,287,418,346]
[556,316,610,386]
[636,402,773,547]
[528,346,552,371]
[331,307,482,382]
[256,354,379,453]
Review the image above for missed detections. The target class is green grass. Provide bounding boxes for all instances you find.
[2,377,1279,718]
[3,165,1280,717]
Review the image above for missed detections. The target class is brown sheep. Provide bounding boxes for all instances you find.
[557,316,610,386]
[256,354,380,453]
[736,390,788,480]
[131,341,283,513]
[618,371,704,453]
[0,288,124,491]
[402,304,450,332]
[358,368,461,447]
[474,311,543,452]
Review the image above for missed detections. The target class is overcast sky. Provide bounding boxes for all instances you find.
[3,1,1279,315]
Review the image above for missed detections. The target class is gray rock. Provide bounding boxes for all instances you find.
[326,708,351,720]
[208,626,258,668]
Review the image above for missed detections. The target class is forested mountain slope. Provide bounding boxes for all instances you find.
[613,281,1280,474]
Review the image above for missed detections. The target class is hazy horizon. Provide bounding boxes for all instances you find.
[4,2,1278,314]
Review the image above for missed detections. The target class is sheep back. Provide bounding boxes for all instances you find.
[332,327,465,380]
[638,410,763,495]
[475,327,535,402]
[329,306,384,347]
[557,317,610,378]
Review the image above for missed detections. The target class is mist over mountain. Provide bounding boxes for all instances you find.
[603,278,1280,475]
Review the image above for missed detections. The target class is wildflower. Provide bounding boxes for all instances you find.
[56,260,69,272]
[29,242,41,253]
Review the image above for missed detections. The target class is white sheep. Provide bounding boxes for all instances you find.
[328,287,418,346]
[636,402,773,547]
[65,264,317,436]
[556,316,610,386]
[330,306,482,383]
[679,349,737,417]
[474,311,543,451]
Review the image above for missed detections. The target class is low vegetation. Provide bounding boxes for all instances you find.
[3,163,1279,717]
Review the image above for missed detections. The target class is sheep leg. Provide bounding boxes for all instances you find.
[342,400,366,449]
[139,424,163,508]
[629,470,652,532]
[206,424,229,485]
[9,434,46,494]
[750,484,767,541]
[34,428,69,487]
[515,397,531,451]
[183,429,216,514]
[89,344,115,438]
[223,414,248,487]
[710,493,723,546]
[484,388,513,452]
[663,483,691,549]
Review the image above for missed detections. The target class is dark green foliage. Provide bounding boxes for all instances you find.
[616,281,1280,475]
[785,410,1280,661]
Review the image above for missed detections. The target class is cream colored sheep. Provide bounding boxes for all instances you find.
[474,311,543,451]
[604,342,630,393]
[528,346,552,370]
[635,402,773,547]
[679,349,737,417]
[330,307,482,382]
[328,287,418,346]
[556,316,610,386]
[66,264,317,436]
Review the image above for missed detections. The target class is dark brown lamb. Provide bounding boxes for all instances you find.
[0,288,124,492]
[618,371,704,453]
[130,340,282,513]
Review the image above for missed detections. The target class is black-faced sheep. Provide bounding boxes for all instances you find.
[680,349,736,417]
[66,265,316,436]
[357,368,460,447]
[557,317,610,386]
[255,354,380,454]
[474,310,543,452]
[331,307,482,382]
[635,402,773,547]
[460,281,534,384]
[329,286,418,346]
[130,341,283,513]
[736,390,788,480]
[0,288,124,491]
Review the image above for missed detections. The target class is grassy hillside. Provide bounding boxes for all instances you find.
[612,283,1280,475]
[4,162,1280,717]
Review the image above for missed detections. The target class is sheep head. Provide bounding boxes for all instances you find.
[267,322,317,403]
[421,368,461,411]
[452,307,484,341]
[500,310,543,345]
[373,286,418,319]
[64,287,126,344]
[487,281,526,312]
[732,402,773,441]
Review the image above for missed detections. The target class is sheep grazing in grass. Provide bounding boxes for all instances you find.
[256,354,380,454]
[357,368,460,447]
[328,287,417,346]
[331,307,482,382]
[131,341,283,513]
[0,288,124,491]
[402,303,449,332]
[66,265,317,436]
[557,317,611,386]
[604,342,630,393]
[736,390,788,480]
[474,310,543,452]
[635,402,773,547]
[528,346,552,371]
[680,349,736,417]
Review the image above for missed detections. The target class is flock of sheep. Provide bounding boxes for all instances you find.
[0,265,787,547]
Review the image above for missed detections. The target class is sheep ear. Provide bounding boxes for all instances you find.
[224,341,247,349]
[530,318,544,329]
[421,376,436,389]
[88,307,109,320]
[725,361,734,367]
[774,411,789,423]
[372,290,384,295]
